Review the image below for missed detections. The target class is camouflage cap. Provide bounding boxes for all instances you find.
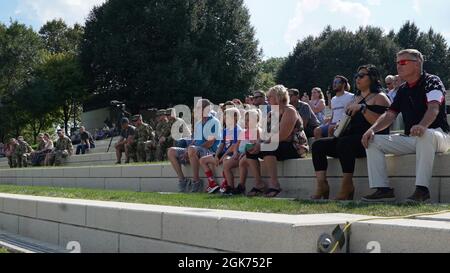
[157,110,167,116]
[165,108,175,115]
[131,115,142,122]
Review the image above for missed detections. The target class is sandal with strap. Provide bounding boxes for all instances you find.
[247,187,265,197]
[264,188,282,198]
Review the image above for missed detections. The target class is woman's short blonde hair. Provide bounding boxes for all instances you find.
[267,85,289,105]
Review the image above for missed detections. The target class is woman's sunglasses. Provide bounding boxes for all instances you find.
[355,73,369,79]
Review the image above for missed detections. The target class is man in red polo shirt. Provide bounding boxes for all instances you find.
[361,49,450,203]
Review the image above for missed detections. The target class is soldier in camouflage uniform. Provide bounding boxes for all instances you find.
[131,115,156,162]
[154,110,175,162]
[48,130,74,166]
[146,108,159,131]
[5,138,18,168]
[115,118,136,164]
[15,136,34,168]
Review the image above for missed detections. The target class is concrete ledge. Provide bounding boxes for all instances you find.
[0,193,449,253]
[350,218,450,253]
[1,153,450,202]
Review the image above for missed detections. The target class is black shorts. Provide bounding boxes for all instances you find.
[246,142,300,162]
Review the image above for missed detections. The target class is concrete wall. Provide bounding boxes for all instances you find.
[81,107,111,132]
[1,153,450,202]
[1,193,449,253]
[0,193,358,253]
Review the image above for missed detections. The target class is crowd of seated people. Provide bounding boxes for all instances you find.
[164,49,449,204]
[1,48,447,204]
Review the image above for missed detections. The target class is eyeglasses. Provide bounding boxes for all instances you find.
[355,73,369,79]
[253,96,264,99]
[333,80,343,85]
[396,59,418,66]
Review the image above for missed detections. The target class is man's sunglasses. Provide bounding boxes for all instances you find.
[253,96,264,99]
[396,59,418,66]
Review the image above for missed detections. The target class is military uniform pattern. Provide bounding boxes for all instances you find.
[155,120,173,162]
[133,123,155,162]
[49,136,73,166]
[14,141,33,168]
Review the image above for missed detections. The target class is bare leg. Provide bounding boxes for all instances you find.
[223,158,239,189]
[168,148,185,181]
[188,146,201,181]
[115,144,122,163]
[199,155,215,174]
[246,158,264,189]
[263,156,280,190]
[239,156,249,187]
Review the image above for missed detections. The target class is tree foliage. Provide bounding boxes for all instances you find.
[278,22,450,94]
[80,0,260,111]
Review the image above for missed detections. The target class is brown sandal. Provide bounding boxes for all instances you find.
[264,188,282,198]
[247,187,265,197]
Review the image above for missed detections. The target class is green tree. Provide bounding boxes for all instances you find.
[39,19,84,54]
[80,0,260,112]
[278,22,450,95]
[0,21,45,141]
[254,57,286,91]
[38,53,87,135]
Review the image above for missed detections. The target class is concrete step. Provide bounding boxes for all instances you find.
[0,193,449,253]
[350,217,450,253]
[0,152,116,169]
[1,153,450,203]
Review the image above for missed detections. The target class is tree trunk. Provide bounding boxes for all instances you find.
[63,104,70,136]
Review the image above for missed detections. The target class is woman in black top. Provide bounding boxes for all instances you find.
[311,65,391,200]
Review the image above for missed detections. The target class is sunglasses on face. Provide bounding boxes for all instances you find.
[253,96,263,99]
[355,73,369,79]
[396,59,418,66]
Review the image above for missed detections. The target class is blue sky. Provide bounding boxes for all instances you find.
[1,0,449,58]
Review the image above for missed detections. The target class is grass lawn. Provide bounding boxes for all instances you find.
[0,185,449,217]
[0,247,9,254]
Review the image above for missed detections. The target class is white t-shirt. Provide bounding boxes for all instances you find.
[388,89,398,102]
[331,91,354,124]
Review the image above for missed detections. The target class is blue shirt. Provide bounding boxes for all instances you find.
[193,116,222,152]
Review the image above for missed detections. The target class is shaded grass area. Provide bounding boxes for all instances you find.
[0,185,449,217]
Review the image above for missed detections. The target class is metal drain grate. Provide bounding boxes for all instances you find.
[0,234,68,253]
